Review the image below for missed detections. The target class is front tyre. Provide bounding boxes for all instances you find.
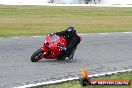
[31,49,44,62]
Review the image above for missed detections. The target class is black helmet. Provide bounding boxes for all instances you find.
[65,26,75,36]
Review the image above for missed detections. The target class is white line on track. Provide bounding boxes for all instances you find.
[98,33,110,35]
[32,36,43,38]
[123,32,132,34]
[48,4,132,7]
[12,37,22,38]
[0,32,132,40]
[14,69,132,88]
[2,4,132,7]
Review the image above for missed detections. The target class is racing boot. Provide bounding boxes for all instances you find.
[67,47,77,61]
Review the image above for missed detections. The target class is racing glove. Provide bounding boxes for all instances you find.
[60,46,67,54]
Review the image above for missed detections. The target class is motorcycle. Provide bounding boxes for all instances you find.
[31,34,81,62]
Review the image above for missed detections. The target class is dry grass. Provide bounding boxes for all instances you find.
[0,6,132,37]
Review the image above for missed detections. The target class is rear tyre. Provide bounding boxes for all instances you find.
[31,49,44,62]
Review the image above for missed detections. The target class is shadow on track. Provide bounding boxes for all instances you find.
[34,58,78,64]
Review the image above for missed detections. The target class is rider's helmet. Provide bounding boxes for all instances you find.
[65,26,76,37]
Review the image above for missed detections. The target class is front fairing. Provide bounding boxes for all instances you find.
[41,34,67,59]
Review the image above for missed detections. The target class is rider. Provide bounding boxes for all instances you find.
[54,26,81,60]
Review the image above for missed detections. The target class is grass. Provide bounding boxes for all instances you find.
[0,5,132,37]
[41,71,132,88]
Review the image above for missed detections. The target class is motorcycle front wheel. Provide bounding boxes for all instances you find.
[31,49,44,62]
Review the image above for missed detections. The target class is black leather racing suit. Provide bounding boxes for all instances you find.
[55,30,81,58]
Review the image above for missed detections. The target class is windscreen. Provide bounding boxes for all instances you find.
[50,34,58,42]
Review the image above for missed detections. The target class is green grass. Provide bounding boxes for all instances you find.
[0,5,132,37]
[41,71,132,88]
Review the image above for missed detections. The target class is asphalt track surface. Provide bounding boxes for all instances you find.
[0,33,132,88]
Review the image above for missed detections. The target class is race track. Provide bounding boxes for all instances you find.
[0,33,132,88]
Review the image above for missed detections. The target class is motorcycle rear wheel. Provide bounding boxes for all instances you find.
[31,49,44,62]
